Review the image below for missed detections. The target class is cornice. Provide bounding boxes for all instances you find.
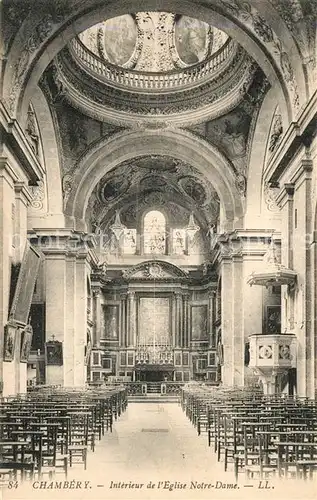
[27,229,98,258]
[212,230,281,262]
[0,101,45,185]
[51,47,257,127]
[266,90,317,184]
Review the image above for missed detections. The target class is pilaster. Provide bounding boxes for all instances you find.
[175,292,182,348]
[127,292,136,347]
[120,293,127,348]
[92,288,102,347]
[0,159,23,395]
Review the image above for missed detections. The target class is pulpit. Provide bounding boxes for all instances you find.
[249,333,297,394]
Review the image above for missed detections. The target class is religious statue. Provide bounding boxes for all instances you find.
[20,323,33,363]
[4,323,16,362]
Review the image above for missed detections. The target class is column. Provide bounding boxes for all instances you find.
[92,288,102,347]
[74,254,88,386]
[183,294,189,348]
[171,293,176,347]
[0,159,17,396]
[65,255,76,386]
[208,291,216,348]
[14,182,32,393]
[127,291,136,347]
[45,252,67,386]
[175,292,182,348]
[231,255,244,386]
[120,294,127,347]
[221,256,233,386]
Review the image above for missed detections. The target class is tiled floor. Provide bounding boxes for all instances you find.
[4,403,316,500]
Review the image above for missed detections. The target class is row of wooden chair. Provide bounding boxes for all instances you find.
[181,384,317,481]
[0,385,128,483]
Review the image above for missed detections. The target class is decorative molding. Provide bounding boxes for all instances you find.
[122,260,188,280]
[263,181,280,212]
[29,180,45,211]
[53,43,255,127]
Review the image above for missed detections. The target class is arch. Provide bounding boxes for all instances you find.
[3,0,308,126]
[245,86,282,230]
[29,87,65,228]
[64,128,244,233]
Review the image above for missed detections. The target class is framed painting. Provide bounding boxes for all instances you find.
[9,243,41,325]
[102,305,119,340]
[3,322,17,362]
[45,340,63,366]
[190,305,208,340]
[20,325,33,363]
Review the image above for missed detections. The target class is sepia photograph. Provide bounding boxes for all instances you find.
[0,1,317,499]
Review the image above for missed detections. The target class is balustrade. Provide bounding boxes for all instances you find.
[69,37,236,92]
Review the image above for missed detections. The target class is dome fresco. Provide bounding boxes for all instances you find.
[174,16,210,66]
[79,13,228,72]
[103,15,138,66]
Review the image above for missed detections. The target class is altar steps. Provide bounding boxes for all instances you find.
[128,394,179,403]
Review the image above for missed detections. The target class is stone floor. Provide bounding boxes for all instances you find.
[4,403,316,500]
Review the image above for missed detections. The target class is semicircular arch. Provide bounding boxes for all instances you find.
[3,0,309,126]
[64,128,244,233]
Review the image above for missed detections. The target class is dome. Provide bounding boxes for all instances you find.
[79,12,228,72]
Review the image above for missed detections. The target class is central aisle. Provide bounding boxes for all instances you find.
[89,402,227,478]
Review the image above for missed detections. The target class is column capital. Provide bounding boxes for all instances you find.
[14,180,33,201]
[0,157,18,186]
[276,183,295,208]
[92,288,102,298]
[284,183,295,197]
[127,290,136,300]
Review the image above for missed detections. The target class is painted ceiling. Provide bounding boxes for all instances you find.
[79,13,228,72]
[86,155,220,230]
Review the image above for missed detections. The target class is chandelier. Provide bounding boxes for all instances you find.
[110,210,126,241]
[186,212,200,241]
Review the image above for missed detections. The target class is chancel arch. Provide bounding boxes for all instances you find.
[1,0,317,426]
[64,128,244,233]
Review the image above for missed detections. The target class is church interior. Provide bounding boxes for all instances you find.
[0,0,317,492]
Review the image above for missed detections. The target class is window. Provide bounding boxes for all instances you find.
[123,228,137,254]
[143,210,166,254]
[172,228,186,254]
